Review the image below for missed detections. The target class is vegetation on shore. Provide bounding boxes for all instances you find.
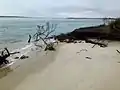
[56,18,120,41]
[0,16,30,18]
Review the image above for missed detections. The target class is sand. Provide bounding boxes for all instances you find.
[0,41,120,90]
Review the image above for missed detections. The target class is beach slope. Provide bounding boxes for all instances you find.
[1,42,120,90]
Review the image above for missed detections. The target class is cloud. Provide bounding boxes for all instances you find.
[0,0,120,17]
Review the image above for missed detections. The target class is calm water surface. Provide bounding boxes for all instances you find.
[0,18,103,50]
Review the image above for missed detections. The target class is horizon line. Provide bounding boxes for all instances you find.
[0,15,117,19]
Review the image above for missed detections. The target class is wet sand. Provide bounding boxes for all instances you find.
[0,47,58,90]
[0,42,120,90]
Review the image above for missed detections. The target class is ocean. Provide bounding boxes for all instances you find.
[0,18,103,51]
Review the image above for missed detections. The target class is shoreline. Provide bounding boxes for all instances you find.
[0,18,120,90]
[0,43,61,90]
[0,41,120,90]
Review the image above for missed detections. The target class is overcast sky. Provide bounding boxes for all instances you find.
[0,0,120,17]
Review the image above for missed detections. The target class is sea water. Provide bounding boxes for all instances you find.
[0,18,103,51]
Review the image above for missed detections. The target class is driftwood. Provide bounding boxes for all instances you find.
[85,39,108,47]
[86,57,92,59]
[92,44,96,48]
[0,48,10,65]
[44,43,56,51]
[28,34,32,43]
[33,22,57,51]
[10,51,20,55]
[14,57,19,59]
[116,49,120,54]
[20,55,29,59]
[91,39,99,48]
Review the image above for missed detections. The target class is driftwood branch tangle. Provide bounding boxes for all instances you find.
[32,22,57,51]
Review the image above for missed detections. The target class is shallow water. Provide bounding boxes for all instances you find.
[0,18,103,50]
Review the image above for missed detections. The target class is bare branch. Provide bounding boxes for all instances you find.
[32,22,57,51]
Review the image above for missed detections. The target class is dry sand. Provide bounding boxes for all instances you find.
[0,41,120,90]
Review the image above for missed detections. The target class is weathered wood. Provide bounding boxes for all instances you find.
[33,22,57,51]
[116,49,120,54]
[28,34,32,43]
[91,39,100,48]
[86,57,92,59]
[92,44,96,48]
[10,51,20,55]
[0,48,10,65]
[44,43,56,51]
[85,39,107,47]
[20,55,29,59]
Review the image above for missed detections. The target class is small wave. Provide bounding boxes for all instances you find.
[6,43,34,65]
[10,40,22,43]
[9,39,56,66]
[1,39,22,44]
[11,43,38,58]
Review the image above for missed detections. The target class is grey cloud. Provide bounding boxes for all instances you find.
[0,0,120,17]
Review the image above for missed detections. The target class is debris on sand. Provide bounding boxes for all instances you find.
[20,55,29,59]
[116,49,120,54]
[85,39,108,48]
[85,57,92,60]
[10,51,20,55]
[73,40,77,43]
[14,57,19,59]
[118,61,120,63]
[80,49,88,52]
[76,49,88,54]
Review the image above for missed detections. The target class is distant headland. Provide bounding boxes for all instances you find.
[0,16,30,18]
[66,17,116,19]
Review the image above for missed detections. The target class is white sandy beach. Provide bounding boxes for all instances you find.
[0,41,120,90]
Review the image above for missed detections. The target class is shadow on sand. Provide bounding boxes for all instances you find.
[0,67,13,79]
